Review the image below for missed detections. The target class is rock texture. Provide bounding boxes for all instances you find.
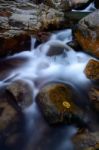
[0,88,20,132]
[74,10,99,58]
[0,0,92,57]
[84,59,99,80]
[73,130,99,150]
[36,83,84,125]
[6,79,33,109]
[89,86,99,112]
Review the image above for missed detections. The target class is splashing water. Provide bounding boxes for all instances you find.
[0,29,93,150]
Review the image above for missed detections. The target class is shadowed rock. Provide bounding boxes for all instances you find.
[6,79,34,109]
[73,130,99,150]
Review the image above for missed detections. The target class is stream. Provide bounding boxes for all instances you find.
[0,28,96,150]
[0,2,98,150]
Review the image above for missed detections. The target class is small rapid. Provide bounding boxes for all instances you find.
[0,29,94,150]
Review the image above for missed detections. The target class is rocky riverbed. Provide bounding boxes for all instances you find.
[0,0,99,150]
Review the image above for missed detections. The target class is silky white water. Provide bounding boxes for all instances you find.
[0,29,94,150]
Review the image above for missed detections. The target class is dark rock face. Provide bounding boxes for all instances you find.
[36,83,84,125]
[74,10,99,58]
[84,59,99,80]
[73,130,99,150]
[89,86,99,112]
[94,0,99,8]
[6,79,33,109]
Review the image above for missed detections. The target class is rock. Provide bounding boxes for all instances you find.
[94,0,99,8]
[6,79,33,109]
[46,42,72,56]
[74,10,99,58]
[0,30,31,57]
[36,83,84,125]
[0,88,20,132]
[43,0,91,10]
[73,130,99,150]
[84,59,99,80]
[89,86,99,112]
[0,0,92,57]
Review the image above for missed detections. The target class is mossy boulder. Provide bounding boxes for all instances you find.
[84,59,99,80]
[36,83,84,125]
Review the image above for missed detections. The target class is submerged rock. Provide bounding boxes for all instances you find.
[6,79,33,109]
[84,59,99,80]
[74,10,99,58]
[89,86,99,112]
[73,130,99,150]
[36,83,84,125]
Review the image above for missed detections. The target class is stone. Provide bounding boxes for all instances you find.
[74,10,99,58]
[89,86,99,112]
[46,42,72,56]
[43,0,91,10]
[6,79,33,109]
[36,83,84,125]
[73,130,99,150]
[0,88,20,132]
[84,59,99,80]
[0,0,92,57]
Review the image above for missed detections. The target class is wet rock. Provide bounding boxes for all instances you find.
[89,86,99,112]
[0,88,20,132]
[46,42,72,56]
[6,79,33,109]
[74,10,99,58]
[84,59,99,80]
[36,83,84,125]
[73,130,99,150]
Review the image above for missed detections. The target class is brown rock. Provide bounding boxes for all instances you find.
[74,10,99,58]
[6,79,33,109]
[36,83,84,125]
[84,59,99,80]
[73,130,99,150]
[0,88,20,132]
[89,86,99,112]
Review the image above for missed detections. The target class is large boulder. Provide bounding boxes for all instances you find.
[6,79,33,109]
[36,83,84,125]
[74,10,99,58]
[84,59,99,80]
[73,130,99,150]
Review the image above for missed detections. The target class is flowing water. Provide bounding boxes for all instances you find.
[0,28,96,150]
